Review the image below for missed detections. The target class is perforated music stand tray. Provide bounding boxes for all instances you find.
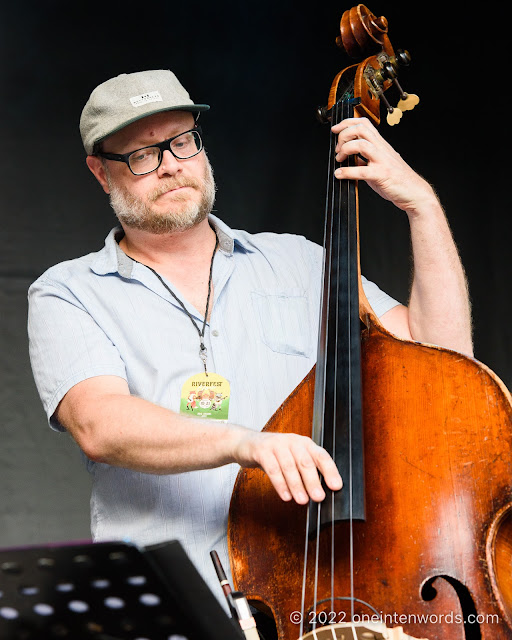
[0,538,244,640]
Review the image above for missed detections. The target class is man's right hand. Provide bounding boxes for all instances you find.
[231,430,343,504]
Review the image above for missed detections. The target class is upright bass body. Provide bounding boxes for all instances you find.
[228,318,512,640]
[228,5,512,640]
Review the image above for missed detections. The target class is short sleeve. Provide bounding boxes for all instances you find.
[303,237,401,318]
[361,275,401,318]
[28,277,127,431]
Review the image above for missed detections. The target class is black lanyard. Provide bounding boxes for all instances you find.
[134,235,219,376]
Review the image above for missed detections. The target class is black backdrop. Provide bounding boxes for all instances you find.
[2,2,510,546]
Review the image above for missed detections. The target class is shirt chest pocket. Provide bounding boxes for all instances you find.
[251,289,313,357]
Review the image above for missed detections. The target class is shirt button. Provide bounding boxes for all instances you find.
[211,329,219,337]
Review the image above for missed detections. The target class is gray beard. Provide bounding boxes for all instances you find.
[106,158,216,234]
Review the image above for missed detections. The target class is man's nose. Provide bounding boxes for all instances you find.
[157,149,181,176]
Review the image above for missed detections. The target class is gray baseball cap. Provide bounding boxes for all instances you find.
[80,69,210,155]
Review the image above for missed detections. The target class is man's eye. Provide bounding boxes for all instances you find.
[131,149,158,163]
[172,133,195,151]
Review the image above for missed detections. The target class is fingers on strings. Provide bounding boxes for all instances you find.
[333,117,382,169]
[262,437,342,505]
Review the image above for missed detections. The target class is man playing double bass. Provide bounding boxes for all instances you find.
[28,69,472,603]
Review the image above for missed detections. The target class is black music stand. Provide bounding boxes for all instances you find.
[0,539,244,640]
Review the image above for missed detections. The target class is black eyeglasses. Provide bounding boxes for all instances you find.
[96,127,203,176]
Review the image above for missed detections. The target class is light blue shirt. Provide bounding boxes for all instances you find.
[28,214,399,602]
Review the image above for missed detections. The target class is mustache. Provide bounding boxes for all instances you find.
[148,176,202,202]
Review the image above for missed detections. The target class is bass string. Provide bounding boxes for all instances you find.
[311,98,337,630]
[299,505,309,639]
[301,94,337,632]
[301,95,357,630]
[332,96,357,622]
[323,96,344,626]
[343,96,356,623]
[324,95,357,624]
[331,97,343,619]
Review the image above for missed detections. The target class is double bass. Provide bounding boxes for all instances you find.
[228,5,512,640]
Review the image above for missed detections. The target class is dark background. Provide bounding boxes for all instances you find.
[1,2,510,546]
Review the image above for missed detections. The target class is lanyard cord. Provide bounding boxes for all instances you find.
[132,235,219,376]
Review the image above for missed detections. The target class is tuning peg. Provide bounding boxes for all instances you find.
[316,105,330,124]
[378,90,403,126]
[397,92,420,112]
[395,49,412,67]
[386,108,403,126]
[392,77,420,112]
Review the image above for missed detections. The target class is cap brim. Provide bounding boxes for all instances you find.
[92,103,210,153]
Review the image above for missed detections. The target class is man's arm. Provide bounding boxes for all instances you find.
[332,117,473,356]
[56,375,342,505]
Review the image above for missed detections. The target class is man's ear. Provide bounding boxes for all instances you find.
[86,155,110,194]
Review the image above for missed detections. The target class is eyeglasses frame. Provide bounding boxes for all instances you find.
[95,126,204,176]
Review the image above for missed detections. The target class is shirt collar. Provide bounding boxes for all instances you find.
[90,214,254,277]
